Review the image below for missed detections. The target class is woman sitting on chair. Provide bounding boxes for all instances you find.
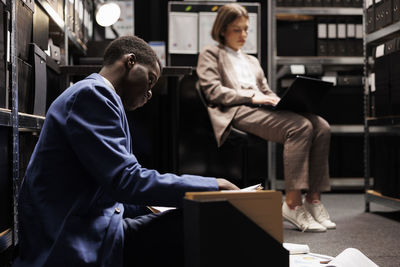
[196,3,336,232]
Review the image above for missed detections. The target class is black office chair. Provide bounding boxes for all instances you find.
[194,82,269,188]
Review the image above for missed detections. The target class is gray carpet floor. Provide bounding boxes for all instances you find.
[283,193,400,267]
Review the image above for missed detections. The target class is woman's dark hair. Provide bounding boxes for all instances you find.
[211,3,249,45]
[103,35,161,70]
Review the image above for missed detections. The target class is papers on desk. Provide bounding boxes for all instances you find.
[288,245,378,267]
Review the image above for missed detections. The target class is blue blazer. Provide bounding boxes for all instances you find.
[13,74,218,267]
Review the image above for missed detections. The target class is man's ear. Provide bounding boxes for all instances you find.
[126,53,137,69]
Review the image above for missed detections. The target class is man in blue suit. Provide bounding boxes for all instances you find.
[13,36,239,267]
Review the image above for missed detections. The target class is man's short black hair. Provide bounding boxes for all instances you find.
[103,35,161,71]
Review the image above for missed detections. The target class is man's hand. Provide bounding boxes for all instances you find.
[216,179,240,190]
[251,92,280,106]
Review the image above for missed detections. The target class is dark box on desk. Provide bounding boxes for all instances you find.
[184,192,289,267]
[16,0,33,62]
[277,20,316,56]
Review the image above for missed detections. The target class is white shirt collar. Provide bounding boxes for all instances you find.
[225,46,241,56]
[100,75,116,92]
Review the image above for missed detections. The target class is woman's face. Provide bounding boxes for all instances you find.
[222,16,249,51]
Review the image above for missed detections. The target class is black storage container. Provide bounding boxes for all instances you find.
[318,85,364,124]
[0,2,7,108]
[33,3,49,51]
[332,0,343,6]
[0,128,11,233]
[322,0,333,6]
[16,0,34,62]
[277,19,316,56]
[313,0,323,6]
[394,0,400,22]
[31,44,47,116]
[366,4,375,33]
[17,58,33,114]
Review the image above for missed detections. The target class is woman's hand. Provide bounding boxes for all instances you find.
[251,92,280,106]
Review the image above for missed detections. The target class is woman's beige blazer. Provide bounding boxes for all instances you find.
[197,44,276,147]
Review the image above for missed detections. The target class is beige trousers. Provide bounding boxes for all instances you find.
[232,105,331,192]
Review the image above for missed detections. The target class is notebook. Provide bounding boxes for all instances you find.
[251,76,333,114]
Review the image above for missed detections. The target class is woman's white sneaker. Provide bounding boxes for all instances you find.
[304,200,336,229]
[282,202,327,232]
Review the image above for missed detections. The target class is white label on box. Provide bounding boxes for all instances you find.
[322,76,337,86]
[369,73,376,93]
[290,65,305,75]
[338,24,346,39]
[318,24,327,38]
[356,24,363,39]
[347,24,356,38]
[375,44,385,58]
[328,24,337,39]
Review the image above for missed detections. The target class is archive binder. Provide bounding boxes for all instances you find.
[393,0,400,22]
[184,191,289,267]
[327,22,337,56]
[366,0,375,33]
[317,20,328,56]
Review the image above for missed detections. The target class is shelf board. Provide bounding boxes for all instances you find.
[276,56,364,65]
[366,20,400,45]
[36,0,65,30]
[366,190,400,210]
[331,125,363,134]
[18,112,45,130]
[0,109,45,130]
[0,108,12,127]
[275,7,363,16]
[0,228,12,253]
[366,116,400,126]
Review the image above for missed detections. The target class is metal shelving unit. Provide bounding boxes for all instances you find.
[267,1,364,190]
[363,5,400,211]
[1,0,92,256]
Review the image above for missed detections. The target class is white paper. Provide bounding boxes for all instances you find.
[199,12,218,52]
[169,12,198,54]
[242,13,258,54]
[326,248,378,267]
[149,41,166,67]
[290,65,305,75]
[105,1,135,39]
[283,243,310,254]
